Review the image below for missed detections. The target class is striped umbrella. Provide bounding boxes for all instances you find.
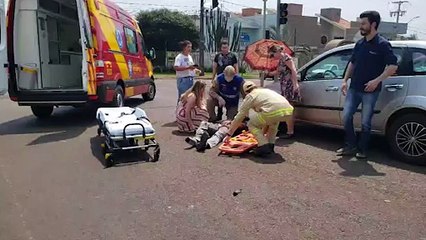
[243,39,294,71]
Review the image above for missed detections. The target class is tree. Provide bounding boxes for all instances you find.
[136,9,199,51]
[205,9,242,53]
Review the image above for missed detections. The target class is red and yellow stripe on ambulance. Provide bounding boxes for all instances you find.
[92,0,130,80]
[87,0,131,101]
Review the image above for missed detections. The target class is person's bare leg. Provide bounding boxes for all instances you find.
[286,114,295,135]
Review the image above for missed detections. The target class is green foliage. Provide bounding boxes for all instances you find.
[136,9,199,51]
[205,9,241,53]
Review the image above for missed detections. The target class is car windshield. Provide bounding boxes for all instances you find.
[305,51,352,81]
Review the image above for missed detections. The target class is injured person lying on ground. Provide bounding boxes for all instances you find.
[185,118,249,152]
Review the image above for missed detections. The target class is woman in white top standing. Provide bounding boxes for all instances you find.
[174,40,200,103]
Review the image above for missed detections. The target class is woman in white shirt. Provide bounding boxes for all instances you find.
[174,40,200,103]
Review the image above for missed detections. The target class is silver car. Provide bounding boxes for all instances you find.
[292,40,426,165]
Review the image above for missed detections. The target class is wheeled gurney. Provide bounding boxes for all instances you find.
[96,107,160,167]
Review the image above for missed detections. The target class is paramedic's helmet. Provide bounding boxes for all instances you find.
[223,66,236,82]
[243,81,256,94]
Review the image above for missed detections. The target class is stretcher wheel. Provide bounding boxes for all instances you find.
[152,147,160,162]
[101,143,106,155]
[104,153,114,168]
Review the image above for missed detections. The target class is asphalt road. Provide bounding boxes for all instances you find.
[0,79,425,240]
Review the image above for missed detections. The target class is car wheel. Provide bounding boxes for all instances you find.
[142,81,156,101]
[31,106,54,119]
[387,113,426,166]
[112,85,124,107]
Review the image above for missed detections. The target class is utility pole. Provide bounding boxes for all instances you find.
[275,0,281,40]
[199,0,205,75]
[263,0,267,39]
[390,1,408,23]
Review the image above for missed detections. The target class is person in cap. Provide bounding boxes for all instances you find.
[224,81,294,156]
[207,65,245,122]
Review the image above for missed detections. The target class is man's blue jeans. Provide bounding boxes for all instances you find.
[342,88,380,153]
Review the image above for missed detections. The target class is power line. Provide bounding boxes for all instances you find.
[115,1,198,9]
[221,0,253,9]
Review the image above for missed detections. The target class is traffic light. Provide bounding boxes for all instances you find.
[265,30,271,39]
[212,0,218,9]
[279,3,288,25]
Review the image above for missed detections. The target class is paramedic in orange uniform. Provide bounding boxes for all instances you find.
[224,81,294,156]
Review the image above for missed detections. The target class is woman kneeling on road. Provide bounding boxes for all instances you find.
[224,81,294,156]
[176,81,209,133]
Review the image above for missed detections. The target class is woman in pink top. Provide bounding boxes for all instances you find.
[176,81,209,133]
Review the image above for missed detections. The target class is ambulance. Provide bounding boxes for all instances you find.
[0,0,157,118]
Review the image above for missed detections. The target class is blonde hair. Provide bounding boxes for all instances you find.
[180,81,206,108]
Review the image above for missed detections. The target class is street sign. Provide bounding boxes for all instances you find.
[240,33,250,43]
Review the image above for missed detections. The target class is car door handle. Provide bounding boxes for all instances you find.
[325,86,339,92]
[385,84,404,91]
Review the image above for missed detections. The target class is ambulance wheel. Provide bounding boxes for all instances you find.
[142,82,156,101]
[112,85,124,107]
[31,106,53,119]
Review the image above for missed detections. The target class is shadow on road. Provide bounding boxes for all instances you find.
[171,130,194,136]
[90,136,157,168]
[0,98,148,146]
[247,153,286,164]
[162,121,177,127]
[219,152,286,165]
[332,157,386,177]
[0,106,98,145]
[294,124,426,175]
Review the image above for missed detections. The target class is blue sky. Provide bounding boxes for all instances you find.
[116,0,425,39]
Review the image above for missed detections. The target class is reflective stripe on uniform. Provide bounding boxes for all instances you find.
[261,107,294,118]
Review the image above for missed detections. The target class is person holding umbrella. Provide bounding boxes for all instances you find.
[224,81,294,156]
[266,45,300,139]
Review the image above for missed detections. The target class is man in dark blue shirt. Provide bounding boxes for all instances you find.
[337,11,398,159]
[207,66,245,122]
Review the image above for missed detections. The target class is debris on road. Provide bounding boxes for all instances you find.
[233,189,242,196]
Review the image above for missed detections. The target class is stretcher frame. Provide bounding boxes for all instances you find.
[96,108,160,168]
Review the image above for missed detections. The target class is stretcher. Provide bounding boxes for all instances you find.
[218,131,258,155]
[96,107,160,167]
